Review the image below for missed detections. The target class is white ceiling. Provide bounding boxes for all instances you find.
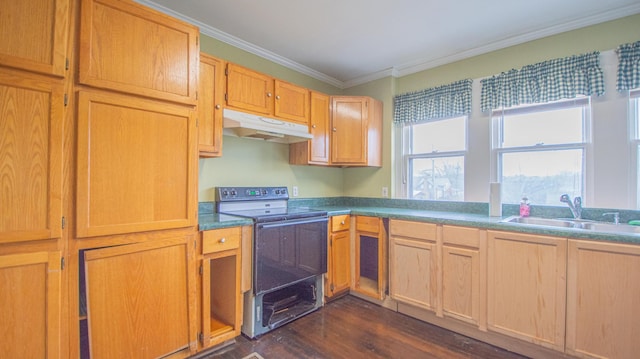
[137,0,640,88]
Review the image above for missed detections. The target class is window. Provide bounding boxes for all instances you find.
[404,116,466,201]
[492,99,590,205]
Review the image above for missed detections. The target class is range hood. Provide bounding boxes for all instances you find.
[223,108,313,144]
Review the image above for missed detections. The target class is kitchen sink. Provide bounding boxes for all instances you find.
[501,216,640,235]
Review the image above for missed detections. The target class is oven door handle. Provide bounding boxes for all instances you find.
[257,216,327,229]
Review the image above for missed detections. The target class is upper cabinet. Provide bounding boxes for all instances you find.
[226,63,310,124]
[290,94,382,167]
[78,0,199,105]
[273,79,310,125]
[0,0,70,77]
[198,53,225,157]
[331,96,382,167]
[0,69,63,244]
[75,90,197,238]
[289,91,331,165]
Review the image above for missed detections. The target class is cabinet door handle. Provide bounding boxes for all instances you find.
[219,238,226,244]
[275,95,280,100]
[312,124,316,129]
[267,92,272,97]
[333,127,337,132]
[215,104,221,109]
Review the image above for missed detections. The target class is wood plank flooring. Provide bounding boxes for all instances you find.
[199,295,529,359]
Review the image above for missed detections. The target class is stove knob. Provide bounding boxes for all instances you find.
[222,190,228,196]
[275,189,280,194]
[230,190,237,196]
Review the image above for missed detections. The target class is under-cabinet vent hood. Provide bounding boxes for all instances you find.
[223,108,312,144]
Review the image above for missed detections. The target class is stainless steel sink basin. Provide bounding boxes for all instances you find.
[501,216,576,228]
[501,216,640,235]
[579,222,640,234]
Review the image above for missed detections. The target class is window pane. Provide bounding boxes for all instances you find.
[500,149,583,205]
[412,117,465,153]
[501,107,583,147]
[410,156,464,201]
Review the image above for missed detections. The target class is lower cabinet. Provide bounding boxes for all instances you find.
[487,230,566,352]
[200,227,242,349]
[0,250,62,358]
[326,215,350,298]
[441,225,486,329]
[82,235,197,358]
[389,220,437,311]
[566,239,640,359]
[353,216,387,300]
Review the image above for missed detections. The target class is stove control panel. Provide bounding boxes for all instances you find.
[216,186,289,202]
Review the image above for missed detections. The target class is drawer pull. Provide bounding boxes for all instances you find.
[219,238,226,244]
[340,221,345,225]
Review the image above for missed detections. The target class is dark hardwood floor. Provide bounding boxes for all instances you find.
[200,295,529,359]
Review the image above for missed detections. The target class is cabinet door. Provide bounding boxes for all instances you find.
[274,80,309,125]
[84,236,197,358]
[198,53,225,157]
[0,69,63,244]
[487,231,566,351]
[390,237,437,311]
[442,226,486,329]
[0,251,62,358]
[76,90,197,238]
[0,0,69,77]
[328,230,351,296]
[309,91,330,163]
[331,96,367,164]
[78,0,198,104]
[566,239,640,359]
[226,63,274,115]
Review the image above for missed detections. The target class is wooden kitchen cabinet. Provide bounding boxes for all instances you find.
[289,91,331,165]
[198,53,225,157]
[75,90,197,238]
[331,96,382,167]
[389,220,438,311]
[200,227,242,349]
[487,231,566,352]
[0,0,70,77]
[441,225,486,329]
[226,63,310,125]
[82,235,198,358]
[274,79,310,125]
[353,216,387,300]
[0,250,62,358]
[326,215,351,298]
[78,0,199,105]
[0,68,64,244]
[226,63,275,115]
[566,239,640,359]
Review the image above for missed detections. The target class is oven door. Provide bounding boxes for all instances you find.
[254,216,328,295]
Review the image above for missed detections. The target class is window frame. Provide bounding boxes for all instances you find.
[630,90,640,209]
[401,115,468,201]
[491,98,592,205]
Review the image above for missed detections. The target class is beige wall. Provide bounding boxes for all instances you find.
[198,14,640,203]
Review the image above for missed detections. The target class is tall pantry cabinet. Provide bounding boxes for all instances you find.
[0,0,69,358]
[2,0,200,358]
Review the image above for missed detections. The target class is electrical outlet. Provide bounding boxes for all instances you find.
[292,186,299,197]
[382,186,389,197]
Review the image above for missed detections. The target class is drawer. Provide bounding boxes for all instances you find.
[356,216,380,233]
[389,219,437,241]
[442,225,480,248]
[202,227,240,254]
[331,215,350,232]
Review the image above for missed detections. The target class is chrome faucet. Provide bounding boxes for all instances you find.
[560,194,582,219]
[602,212,620,225]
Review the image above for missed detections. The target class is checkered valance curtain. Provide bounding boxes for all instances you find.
[393,79,473,124]
[616,41,640,91]
[480,52,604,112]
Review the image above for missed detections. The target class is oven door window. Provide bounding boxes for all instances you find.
[254,217,328,294]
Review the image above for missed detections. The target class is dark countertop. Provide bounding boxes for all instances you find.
[198,199,640,245]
